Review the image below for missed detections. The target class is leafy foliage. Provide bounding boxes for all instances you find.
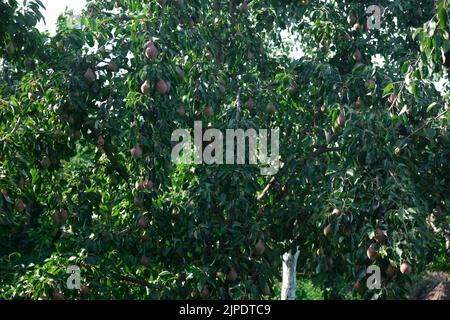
[0,0,449,300]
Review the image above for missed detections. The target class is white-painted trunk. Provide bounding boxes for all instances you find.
[281,249,299,300]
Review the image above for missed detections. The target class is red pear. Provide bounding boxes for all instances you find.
[141,80,151,94]
[400,262,412,274]
[375,228,386,242]
[352,49,362,62]
[53,291,65,300]
[204,106,214,117]
[28,92,37,101]
[138,216,149,228]
[108,60,118,72]
[140,255,150,267]
[332,208,342,216]
[266,102,276,114]
[79,285,90,295]
[176,66,184,81]
[84,68,95,82]
[245,98,254,109]
[41,156,51,169]
[337,111,346,126]
[145,42,158,61]
[366,244,378,260]
[156,80,168,95]
[15,199,26,212]
[242,0,248,12]
[201,286,210,299]
[131,145,142,159]
[262,283,271,295]
[347,14,357,25]
[176,106,186,116]
[97,135,105,147]
[323,223,332,236]
[227,267,238,282]
[255,239,265,256]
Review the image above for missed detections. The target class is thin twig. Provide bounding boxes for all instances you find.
[0,116,24,142]
[401,109,449,144]
[389,59,420,111]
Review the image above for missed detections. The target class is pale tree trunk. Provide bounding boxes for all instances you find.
[281,248,299,300]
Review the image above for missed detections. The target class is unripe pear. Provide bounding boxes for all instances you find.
[156,80,168,95]
[141,80,151,94]
[6,40,16,55]
[352,49,362,62]
[145,42,158,61]
[323,223,332,236]
[131,145,142,159]
[84,68,95,82]
[255,239,265,256]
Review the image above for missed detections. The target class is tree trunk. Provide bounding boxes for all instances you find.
[281,248,299,300]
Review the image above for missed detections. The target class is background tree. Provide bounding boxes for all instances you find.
[0,0,448,300]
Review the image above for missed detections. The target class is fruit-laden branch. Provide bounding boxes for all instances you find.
[257,131,342,201]
[113,274,156,288]
[102,143,130,181]
[401,108,449,145]
[389,59,420,111]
